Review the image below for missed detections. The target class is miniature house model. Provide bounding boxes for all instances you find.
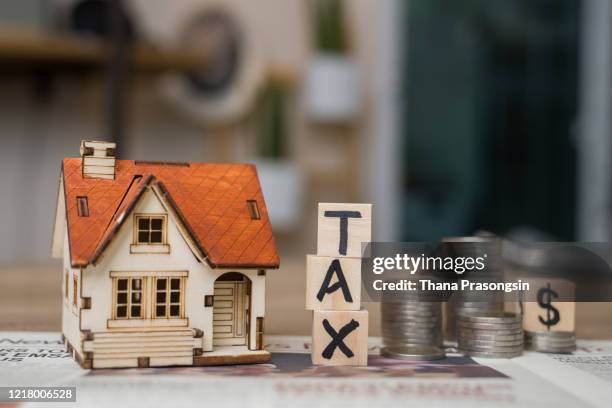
[52,141,279,369]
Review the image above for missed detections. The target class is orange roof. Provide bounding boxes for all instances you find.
[61,158,279,269]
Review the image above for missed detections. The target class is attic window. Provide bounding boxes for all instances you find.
[76,197,89,217]
[247,200,260,220]
[135,215,166,245]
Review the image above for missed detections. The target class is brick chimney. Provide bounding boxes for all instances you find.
[80,140,116,180]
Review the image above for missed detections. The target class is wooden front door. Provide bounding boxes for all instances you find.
[213,281,249,346]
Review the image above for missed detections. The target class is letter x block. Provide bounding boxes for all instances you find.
[312,309,369,366]
[317,203,372,258]
[306,255,361,311]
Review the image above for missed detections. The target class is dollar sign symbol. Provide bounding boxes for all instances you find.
[537,283,560,330]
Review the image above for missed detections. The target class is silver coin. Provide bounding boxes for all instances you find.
[459,339,524,349]
[457,322,523,331]
[383,334,443,343]
[526,342,576,349]
[383,307,442,313]
[383,307,442,314]
[382,325,441,332]
[525,335,576,344]
[381,346,445,361]
[524,345,576,354]
[458,312,522,324]
[525,331,575,338]
[382,331,442,340]
[525,336,576,343]
[382,314,442,321]
[459,348,523,358]
[382,321,442,327]
[460,336,524,345]
[384,317,442,322]
[459,332,524,342]
[384,339,443,347]
[459,326,523,335]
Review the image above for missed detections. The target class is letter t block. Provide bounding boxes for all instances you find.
[317,203,372,258]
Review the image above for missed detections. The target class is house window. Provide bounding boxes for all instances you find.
[246,200,260,220]
[135,215,165,245]
[76,196,89,217]
[154,277,183,318]
[114,278,144,319]
[73,274,78,307]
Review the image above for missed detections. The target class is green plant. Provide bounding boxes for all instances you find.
[308,0,348,52]
[255,80,288,160]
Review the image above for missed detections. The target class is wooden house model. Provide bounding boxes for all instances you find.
[52,141,279,369]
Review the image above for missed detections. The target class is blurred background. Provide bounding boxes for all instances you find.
[0,0,610,336]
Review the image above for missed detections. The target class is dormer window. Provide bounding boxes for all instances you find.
[247,200,260,220]
[135,215,166,245]
[76,196,89,217]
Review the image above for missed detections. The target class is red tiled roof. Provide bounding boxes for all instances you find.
[61,158,279,269]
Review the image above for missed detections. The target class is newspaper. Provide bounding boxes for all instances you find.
[0,332,609,407]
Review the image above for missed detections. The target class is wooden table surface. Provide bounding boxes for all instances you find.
[1,261,611,339]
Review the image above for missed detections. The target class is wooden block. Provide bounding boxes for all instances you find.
[80,140,116,158]
[83,165,115,175]
[83,156,116,167]
[306,255,361,311]
[317,203,372,258]
[522,278,575,332]
[312,309,368,366]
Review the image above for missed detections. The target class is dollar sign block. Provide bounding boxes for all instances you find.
[523,278,575,333]
[537,284,561,328]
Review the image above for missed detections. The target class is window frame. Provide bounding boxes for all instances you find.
[76,196,89,217]
[153,276,185,319]
[246,200,260,220]
[72,273,78,307]
[133,214,167,246]
[112,277,145,320]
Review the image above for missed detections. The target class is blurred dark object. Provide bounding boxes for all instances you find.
[308,0,348,52]
[69,0,135,40]
[0,1,49,31]
[255,79,289,160]
[401,0,578,242]
[185,10,241,96]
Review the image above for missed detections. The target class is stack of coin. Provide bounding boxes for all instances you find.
[446,296,504,342]
[381,301,443,349]
[457,312,523,358]
[524,331,576,353]
[381,345,445,361]
[441,235,505,342]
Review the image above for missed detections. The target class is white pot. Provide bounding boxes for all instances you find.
[304,53,361,123]
[254,160,304,232]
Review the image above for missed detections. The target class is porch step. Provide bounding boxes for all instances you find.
[93,329,195,338]
[84,329,201,363]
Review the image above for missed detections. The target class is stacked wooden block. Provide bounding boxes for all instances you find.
[306,203,372,366]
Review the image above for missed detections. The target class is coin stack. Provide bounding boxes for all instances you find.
[457,312,524,358]
[382,301,443,347]
[441,235,505,342]
[524,331,576,353]
[446,295,505,342]
[381,284,445,360]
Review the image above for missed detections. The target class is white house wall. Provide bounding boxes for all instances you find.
[78,186,266,352]
[61,227,83,356]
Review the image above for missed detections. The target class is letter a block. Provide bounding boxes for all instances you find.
[312,309,368,366]
[317,203,372,258]
[306,255,361,311]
